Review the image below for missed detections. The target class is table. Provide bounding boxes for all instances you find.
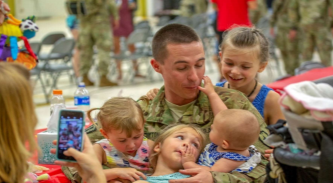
[31,128,71,183]
[267,66,333,94]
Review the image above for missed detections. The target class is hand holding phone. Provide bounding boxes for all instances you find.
[56,109,85,162]
[52,134,106,183]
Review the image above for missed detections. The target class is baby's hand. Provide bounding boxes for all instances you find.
[146,88,159,100]
[114,168,146,182]
[181,145,197,165]
[198,76,216,97]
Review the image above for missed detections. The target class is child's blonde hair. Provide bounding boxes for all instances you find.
[87,97,145,137]
[149,124,207,170]
[220,26,269,63]
[0,63,38,183]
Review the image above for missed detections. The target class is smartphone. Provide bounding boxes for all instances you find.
[56,109,85,162]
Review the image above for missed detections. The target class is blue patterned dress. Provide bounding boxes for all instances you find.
[198,143,261,173]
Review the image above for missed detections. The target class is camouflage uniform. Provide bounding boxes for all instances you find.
[77,0,118,76]
[180,0,208,17]
[271,0,300,75]
[138,86,270,183]
[249,0,267,25]
[289,0,333,66]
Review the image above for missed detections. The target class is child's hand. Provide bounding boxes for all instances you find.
[114,168,146,182]
[181,145,197,165]
[198,76,216,97]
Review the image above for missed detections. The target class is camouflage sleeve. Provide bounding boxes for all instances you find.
[211,169,267,183]
[108,0,119,20]
[288,0,299,29]
[330,0,333,28]
[270,0,281,28]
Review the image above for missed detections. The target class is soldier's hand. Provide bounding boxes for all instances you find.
[146,88,159,100]
[289,30,297,40]
[169,168,213,183]
[270,27,275,37]
[264,148,274,160]
[113,19,120,29]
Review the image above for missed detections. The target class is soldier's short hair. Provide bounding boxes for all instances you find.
[152,24,201,64]
[220,26,269,63]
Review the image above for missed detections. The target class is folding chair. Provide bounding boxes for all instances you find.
[295,61,326,75]
[157,16,170,27]
[111,28,152,83]
[27,42,50,103]
[39,32,66,58]
[38,38,76,96]
[191,13,207,29]
[195,23,214,72]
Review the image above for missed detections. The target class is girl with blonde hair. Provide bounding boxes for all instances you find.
[0,62,106,183]
[0,62,38,183]
[134,124,207,183]
[87,97,154,182]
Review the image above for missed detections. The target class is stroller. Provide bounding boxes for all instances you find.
[265,76,333,183]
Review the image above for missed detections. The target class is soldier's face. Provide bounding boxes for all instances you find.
[151,42,205,105]
[220,47,267,89]
[153,127,202,170]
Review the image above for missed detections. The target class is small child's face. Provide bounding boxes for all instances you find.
[220,47,267,88]
[154,127,202,169]
[104,126,144,156]
[69,134,74,140]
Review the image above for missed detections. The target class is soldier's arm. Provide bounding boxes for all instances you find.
[270,0,281,28]
[108,0,119,20]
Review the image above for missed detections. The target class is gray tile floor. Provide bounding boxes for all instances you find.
[32,17,289,130]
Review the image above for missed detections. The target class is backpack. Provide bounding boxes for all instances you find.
[65,0,87,16]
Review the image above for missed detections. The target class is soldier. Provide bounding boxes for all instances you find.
[179,0,208,17]
[270,0,300,75]
[289,0,333,66]
[137,24,270,183]
[77,0,119,87]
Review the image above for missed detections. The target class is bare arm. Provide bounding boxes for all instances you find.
[264,91,285,125]
[183,161,210,171]
[93,143,105,164]
[210,158,243,172]
[198,76,228,116]
[103,168,146,182]
[248,0,258,10]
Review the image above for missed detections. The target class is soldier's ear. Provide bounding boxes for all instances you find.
[151,59,162,74]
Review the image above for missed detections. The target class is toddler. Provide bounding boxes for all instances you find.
[87,97,154,182]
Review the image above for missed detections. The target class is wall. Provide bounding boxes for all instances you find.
[15,0,67,19]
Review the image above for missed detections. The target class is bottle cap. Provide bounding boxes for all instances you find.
[53,89,63,95]
[79,82,85,87]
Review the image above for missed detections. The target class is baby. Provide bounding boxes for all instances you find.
[182,109,261,173]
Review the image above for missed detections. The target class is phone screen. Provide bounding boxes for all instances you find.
[57,110,84,161]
